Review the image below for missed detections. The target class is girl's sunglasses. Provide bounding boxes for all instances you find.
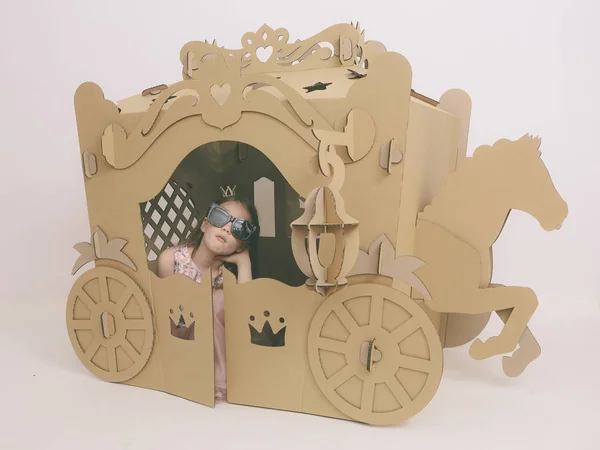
[206,203,257,241]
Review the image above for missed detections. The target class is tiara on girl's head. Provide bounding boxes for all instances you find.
[220,185,237,198]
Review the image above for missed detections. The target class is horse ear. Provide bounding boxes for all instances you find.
[519,134,542,153]
[473,144,493,157]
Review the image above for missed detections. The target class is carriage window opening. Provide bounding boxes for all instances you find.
[139,141,306,286]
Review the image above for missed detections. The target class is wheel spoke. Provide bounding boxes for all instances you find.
[360,377,375,412]
[124,319,148,330]
[77,290,97,312]
[121,338,141,360]
[108,346,117,373]
[369,295,383,328]
[398,355,433,374]
[99,275,110,305]
[317,337,347,355]
[389,317,420,344]
[84,338,101,361]
[334,304,358,333]
[326,365,355,390]
[71,319,94,330]
[386,376,412,408]
[116,286,134,312]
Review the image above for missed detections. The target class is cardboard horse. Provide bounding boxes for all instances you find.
[415,135,568,376]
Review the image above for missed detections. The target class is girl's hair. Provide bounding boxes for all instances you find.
[180,195,260,279]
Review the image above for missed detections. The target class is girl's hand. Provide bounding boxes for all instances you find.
[217,248,250,266]
[217,249,252,283]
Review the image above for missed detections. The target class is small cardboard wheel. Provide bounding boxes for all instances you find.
[66,267,154,383]
[308,283,443,425]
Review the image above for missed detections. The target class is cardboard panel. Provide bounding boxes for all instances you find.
[421,91,474,346]
[301,52,413,287]
[150,272,215,406]
[254,177,276,237]
[181,23,364,76]
[438,89,472,166]
[396,99,461,264]
[223,271,321,412]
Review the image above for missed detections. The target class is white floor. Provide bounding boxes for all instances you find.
[2,296,599,450]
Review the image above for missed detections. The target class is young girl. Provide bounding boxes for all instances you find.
[157,194,260,402]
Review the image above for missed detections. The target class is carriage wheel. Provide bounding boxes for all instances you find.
[308,284,443,425]
[66,267,154,382]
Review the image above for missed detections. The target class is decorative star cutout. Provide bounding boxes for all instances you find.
[347,68,367,79]
[303,81,332,93]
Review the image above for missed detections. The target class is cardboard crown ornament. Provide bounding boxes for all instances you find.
[68,22,568,426]
[220,185,237,198]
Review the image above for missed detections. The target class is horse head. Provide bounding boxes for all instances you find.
[475,134,568,231]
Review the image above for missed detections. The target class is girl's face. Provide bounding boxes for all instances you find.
[200,201,252,255]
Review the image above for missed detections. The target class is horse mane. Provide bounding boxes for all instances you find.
[420,134,542,220]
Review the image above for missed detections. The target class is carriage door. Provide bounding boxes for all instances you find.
[142,179,216,406]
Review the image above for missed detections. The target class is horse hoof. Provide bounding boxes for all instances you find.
[470,336,516,360]
[502,344,540,377]
[469,338,487,360]
[502,355,525,377]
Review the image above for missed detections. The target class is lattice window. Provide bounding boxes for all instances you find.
[140,180,202,262]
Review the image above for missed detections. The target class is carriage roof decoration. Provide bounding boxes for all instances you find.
[68,23,568,426]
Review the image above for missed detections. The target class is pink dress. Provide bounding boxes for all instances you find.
[173,245,227,402]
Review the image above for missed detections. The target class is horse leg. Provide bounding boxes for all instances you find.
[488,284,541,376]
[463,286,538,360]
[496,308,541,377]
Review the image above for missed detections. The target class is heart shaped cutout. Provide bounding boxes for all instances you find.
[256,46,273,63]
[210,83,231,106]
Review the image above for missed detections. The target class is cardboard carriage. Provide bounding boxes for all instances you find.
[67,23,568,425]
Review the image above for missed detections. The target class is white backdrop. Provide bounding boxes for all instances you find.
[1,1,599,449]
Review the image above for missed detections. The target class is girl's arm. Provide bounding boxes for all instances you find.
[157,247,175,278]
[218,250,252,284]
[235,252,252,284]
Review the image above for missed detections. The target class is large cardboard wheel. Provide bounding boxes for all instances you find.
[66,267,154,382]
[308,284,443,425]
